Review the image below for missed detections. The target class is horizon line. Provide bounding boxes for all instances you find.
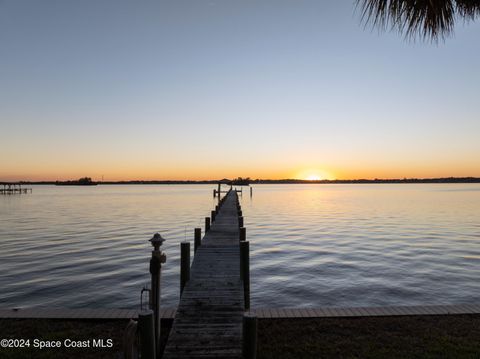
[3,176,480,184]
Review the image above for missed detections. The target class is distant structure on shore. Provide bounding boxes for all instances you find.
[55,177,97,186]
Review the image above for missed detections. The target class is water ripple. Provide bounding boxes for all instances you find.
[1,184,479,309]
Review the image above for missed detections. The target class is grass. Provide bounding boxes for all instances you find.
[0,318,172,359]
[257,314,480,359]
[1,315,479,358]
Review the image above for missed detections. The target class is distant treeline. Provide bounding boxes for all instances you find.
[12,177,480,185]
[251,177,480,184]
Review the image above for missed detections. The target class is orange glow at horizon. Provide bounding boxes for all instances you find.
[1,158,480,182]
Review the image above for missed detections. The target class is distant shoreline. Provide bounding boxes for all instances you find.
[6,177,480,185]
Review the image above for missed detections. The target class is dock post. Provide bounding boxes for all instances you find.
[213,189,216,197]
[194,228,201,253]
[205,217,210,232]
[238,209,243,217]
[138,310,156,359]
[240,241,250,309]
[211,210,216,222]
[149,233,166,357]
[238,216,244,228]
[180,241,190,295]
[217,183,221,203]
[250,186,253,197]
[242,313,258,359]
[240,227,246,242]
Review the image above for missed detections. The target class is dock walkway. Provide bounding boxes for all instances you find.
[163,190,244,359]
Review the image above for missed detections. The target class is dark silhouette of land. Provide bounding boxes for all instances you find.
[11,177,480,185]
[55,177,98,186]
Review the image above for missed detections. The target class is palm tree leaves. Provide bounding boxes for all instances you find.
[357,0,480,41]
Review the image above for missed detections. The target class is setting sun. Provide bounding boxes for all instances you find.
[296,169,334,181]
[305,174,321,181]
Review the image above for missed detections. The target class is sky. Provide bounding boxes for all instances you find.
[1,0,479,181]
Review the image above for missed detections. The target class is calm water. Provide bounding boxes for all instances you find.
[0,184,479,309]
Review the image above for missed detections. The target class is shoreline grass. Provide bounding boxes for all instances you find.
[1,314,479,358]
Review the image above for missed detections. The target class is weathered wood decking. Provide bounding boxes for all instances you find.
[1,304,479,320]
[163,190,244,359]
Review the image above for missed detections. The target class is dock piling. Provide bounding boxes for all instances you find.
[205,217,210,232]
[239,216,244,228]
[242,313,258,359]
[138,310,156,359]
[211,210,216,222]
[180,242,190,295]
[240,240,250,309]
[194,228,201,253]
[148,233,166,356]
[240,227,246,242]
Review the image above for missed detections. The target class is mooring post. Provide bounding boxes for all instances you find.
[213,189,216,198]
[149,233,166,356]
[240,227,246,242]
[239,216,244,228]
[138,310,156,359]
[242,313,258,359]
[240,240,250,309]
[211,210,216,222]
[250,186,253,197]
[205,217,210,232]
[180,241,190,295]
[238,209,243,217]
[194,228,201,253]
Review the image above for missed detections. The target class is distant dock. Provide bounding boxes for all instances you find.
[0,183,32,195]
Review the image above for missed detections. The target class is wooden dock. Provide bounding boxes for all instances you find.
[163,190,245,359]
[1,304,479,320]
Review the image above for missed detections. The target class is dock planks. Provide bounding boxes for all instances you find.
[163,190,244,359]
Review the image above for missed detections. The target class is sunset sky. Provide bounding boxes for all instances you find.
[1,1,479,181]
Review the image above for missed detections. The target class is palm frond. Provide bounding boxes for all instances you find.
[358,0,480,41]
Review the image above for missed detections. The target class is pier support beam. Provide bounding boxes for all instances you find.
[205,217,210,232]
[138,310,156,359]
[240,241,250,309]
[240,227,246,242]
[180,242,190,295]
[149,233,166,357]
[194,228,201,253]
[242,314,258,359]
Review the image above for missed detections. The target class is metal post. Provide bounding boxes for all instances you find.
[205,217,210,232]
[194,228,201,253]
[240,227,246,242]
[138,310,156,359]
[242,313,258,359]
[149,233,166,357]
[240,241,250,309]
[180,241,190,295]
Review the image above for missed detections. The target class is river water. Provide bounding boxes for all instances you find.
[0,184,478,308]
